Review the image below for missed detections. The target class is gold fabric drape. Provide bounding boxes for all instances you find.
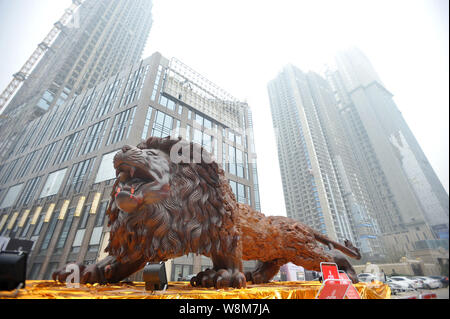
[1,280,390,299]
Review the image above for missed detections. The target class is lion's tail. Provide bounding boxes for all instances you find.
[313,231,362,260]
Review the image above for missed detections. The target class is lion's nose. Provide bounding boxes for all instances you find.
[122,145,133,153]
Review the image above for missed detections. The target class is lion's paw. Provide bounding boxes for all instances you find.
[190,268,246,289]
[245,271,265,284]
[52,263,106,284]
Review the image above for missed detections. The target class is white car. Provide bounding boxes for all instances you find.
[357,273,378,283]
[390,276,419,289]
[413,276,441,289]
[386,278,411,293]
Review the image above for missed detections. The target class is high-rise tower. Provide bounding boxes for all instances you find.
[326,48,448,258]
[267,65,385,262]
[0,0,153,160]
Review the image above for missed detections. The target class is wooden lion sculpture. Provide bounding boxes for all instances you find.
[54,136,361,288]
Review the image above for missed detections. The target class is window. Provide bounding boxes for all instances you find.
[173,264,193,281]
[0,158,22,184]
[54,130,83,165]
[33,141,59,173]
[193,128,202,146]
[253,166,261,211]
[237,183,246,204]
[36,90,54,111]
[151,65,163,101]
[39,210,59,255]
[228,130,235,143]
[174,120,181,139]
[235,134,242,145]
[0,184,24,209]
[122,66,146,106]
[151,110,173,138]
[244,153,249,180]
[71,204,90,253]
[88,200,108,252]
[95,151,118,183]
[71,91,97,130]
[88,227,103,252]
[159,95,176,111]
[20,211,32,238]
[94,201,108,227]
[32,214,45,237]
[16,176,42,207]
[228,145,236,175]
[54,208,75,254]
[222,142,227,171]
[16,117,43,154]
[204,118,212,130]
[94,78,122,118]
[49,98,77,140]
[40,169,67,198]
[229,180,247,204]
[141,106,154,140]
[236,149,244,178]
[107,107,136,145]
[186,125,192,141]
[78,119,110,156]
[63,158,95,195]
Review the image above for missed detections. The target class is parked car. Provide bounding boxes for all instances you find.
[386,278,410,294]
[428,276,449,288]
[413,276,441,289]
[409,277,426,289]
[357,273,377,283]
[389,276,419,289]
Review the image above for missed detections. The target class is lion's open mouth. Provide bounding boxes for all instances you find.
[115,162,155,183]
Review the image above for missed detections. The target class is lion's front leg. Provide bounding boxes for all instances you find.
[190,254,246,289]
[53,255,147,284]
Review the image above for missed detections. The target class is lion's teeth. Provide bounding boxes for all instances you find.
[130,166,136,178]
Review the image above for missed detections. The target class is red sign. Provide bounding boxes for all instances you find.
[339,271,361,299]
[316,279,350,299]
[320,262,339,283]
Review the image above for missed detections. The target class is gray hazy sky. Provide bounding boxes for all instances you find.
[0,0,448,217]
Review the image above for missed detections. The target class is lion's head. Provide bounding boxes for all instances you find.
[105,136,239,263]
[113,144,172,213]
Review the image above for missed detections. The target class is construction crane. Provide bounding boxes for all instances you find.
[0,0,84,115]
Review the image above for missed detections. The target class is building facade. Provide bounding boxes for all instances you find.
[0,52,260,281]
[325,48,449,260]
[0,0,153,163]
[267,65,383,261]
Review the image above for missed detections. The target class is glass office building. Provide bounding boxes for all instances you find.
[0,52,261,280]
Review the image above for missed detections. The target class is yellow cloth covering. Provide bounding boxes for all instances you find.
[1,280,390,299]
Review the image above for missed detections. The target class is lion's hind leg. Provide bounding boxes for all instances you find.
[245,260,283,284]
